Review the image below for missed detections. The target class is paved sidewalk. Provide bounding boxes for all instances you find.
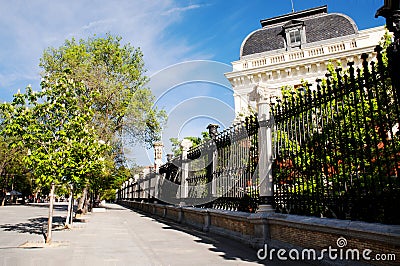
[0,203,303,266]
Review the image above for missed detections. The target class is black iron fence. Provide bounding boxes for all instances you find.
[271,46,400,224]
[117,46,400,224]
[119,116,260,212]
[117,171,158,202]
[188,116,259,211]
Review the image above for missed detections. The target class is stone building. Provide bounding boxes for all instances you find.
[225,5,386,117]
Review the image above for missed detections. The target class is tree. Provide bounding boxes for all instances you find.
[0,135,28,206]
[169,131,210,157]
[39,34,166,207]
[2,76,108,186]
[39,34,166,150]
[0,74,109,241]
[0,104,32,206]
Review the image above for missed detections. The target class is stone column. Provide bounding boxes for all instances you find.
[180,139,192,204]
[153,141,164,173]
[122,181,126,200]
[133,174,139,199]
[125,180,129,200]
[248,84,278,213]
[207,124,219,197]
[147,166,153,200]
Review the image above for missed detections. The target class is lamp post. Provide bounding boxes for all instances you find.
[376,0,400,36]
[166,153,174,163]
[207,124,219,139]
[376,0,400,89]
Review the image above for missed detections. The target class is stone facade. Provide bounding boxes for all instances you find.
[225,5,386,117]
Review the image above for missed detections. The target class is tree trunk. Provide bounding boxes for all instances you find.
[0,162,8,207]
[10,175,14,204]
[1,194,5,207]
[84,190,90,213]
[1,187,6,207]
[78,186,88,214]
[46,182,55,244]
[65,187,73,227]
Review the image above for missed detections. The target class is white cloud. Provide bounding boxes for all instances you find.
[80,19,117,32]
[162,4,202,15]
[0,1,211,96]
[0,0,234,166]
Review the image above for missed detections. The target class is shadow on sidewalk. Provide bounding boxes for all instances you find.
[124,207,267,265]
[28,203,69,212]
[0,216,66,240]
[121,205,310,266]
[162,222,264,264]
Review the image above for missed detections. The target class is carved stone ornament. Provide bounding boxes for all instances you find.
[248,83,278,103]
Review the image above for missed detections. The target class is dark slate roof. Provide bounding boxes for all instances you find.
[241,6,358,57]
[260,6,328,27]
[242,27,286,56]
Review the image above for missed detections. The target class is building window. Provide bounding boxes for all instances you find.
[283,20,306,50]
[290,30,301,44]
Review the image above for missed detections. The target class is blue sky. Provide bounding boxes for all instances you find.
[0,0,386,165]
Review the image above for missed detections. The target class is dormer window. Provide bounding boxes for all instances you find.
[283,20,306,50]
[289,29,301,44]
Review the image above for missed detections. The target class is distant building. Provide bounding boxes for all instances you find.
[225,5,386,117]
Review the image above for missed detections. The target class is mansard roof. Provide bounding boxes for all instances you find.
[241,5,358,57]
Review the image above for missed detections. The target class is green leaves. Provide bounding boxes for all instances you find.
[1,34,165,200]
[1,73,110,189]
[39,34,166,149]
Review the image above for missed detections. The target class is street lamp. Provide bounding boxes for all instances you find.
[376,0,400,38]
[166,153,174,163]
[207,124,219,139]
[376,0,400,90]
